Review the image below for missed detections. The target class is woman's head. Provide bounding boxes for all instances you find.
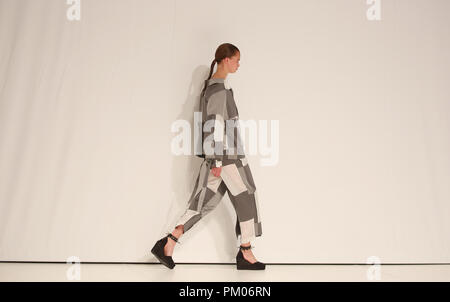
[207,43,240,80]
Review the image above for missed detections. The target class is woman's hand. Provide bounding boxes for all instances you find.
[212,167,222,177]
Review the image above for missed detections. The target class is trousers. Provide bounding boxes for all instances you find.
[174,156,262,244]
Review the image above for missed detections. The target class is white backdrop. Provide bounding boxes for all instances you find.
[0,0,449,264]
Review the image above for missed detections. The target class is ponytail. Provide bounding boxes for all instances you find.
[201,58,217,98]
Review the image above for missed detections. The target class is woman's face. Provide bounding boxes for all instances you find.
[226,52,240,73]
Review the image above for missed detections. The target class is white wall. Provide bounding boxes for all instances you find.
[0,0,449,263]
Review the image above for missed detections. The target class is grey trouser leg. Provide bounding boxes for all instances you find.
[175,157,262,244]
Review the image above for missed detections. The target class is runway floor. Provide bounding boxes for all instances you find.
[1,262,450,282]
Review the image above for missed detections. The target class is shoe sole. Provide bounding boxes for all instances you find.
[236,258,266,270]
[236,265,266,270]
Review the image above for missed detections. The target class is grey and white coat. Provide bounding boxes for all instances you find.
[175,77,263,245]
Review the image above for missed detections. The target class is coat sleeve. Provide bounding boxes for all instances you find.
[204,89,228,166]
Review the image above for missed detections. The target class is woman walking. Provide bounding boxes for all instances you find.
[151,43,265,270]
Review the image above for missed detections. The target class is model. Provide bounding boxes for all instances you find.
[151,43,265,270]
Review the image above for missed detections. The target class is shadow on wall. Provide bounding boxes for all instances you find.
[161,65,239,261]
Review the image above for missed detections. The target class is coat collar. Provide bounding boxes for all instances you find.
[207,77,231,89]
[206,77,225,86]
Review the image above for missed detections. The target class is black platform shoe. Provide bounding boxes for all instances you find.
[236,245,266,270]
[151,233,180,269]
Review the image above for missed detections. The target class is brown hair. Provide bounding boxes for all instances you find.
[201,43,240,97]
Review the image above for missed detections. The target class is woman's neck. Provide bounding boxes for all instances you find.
[212,71,228,79]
